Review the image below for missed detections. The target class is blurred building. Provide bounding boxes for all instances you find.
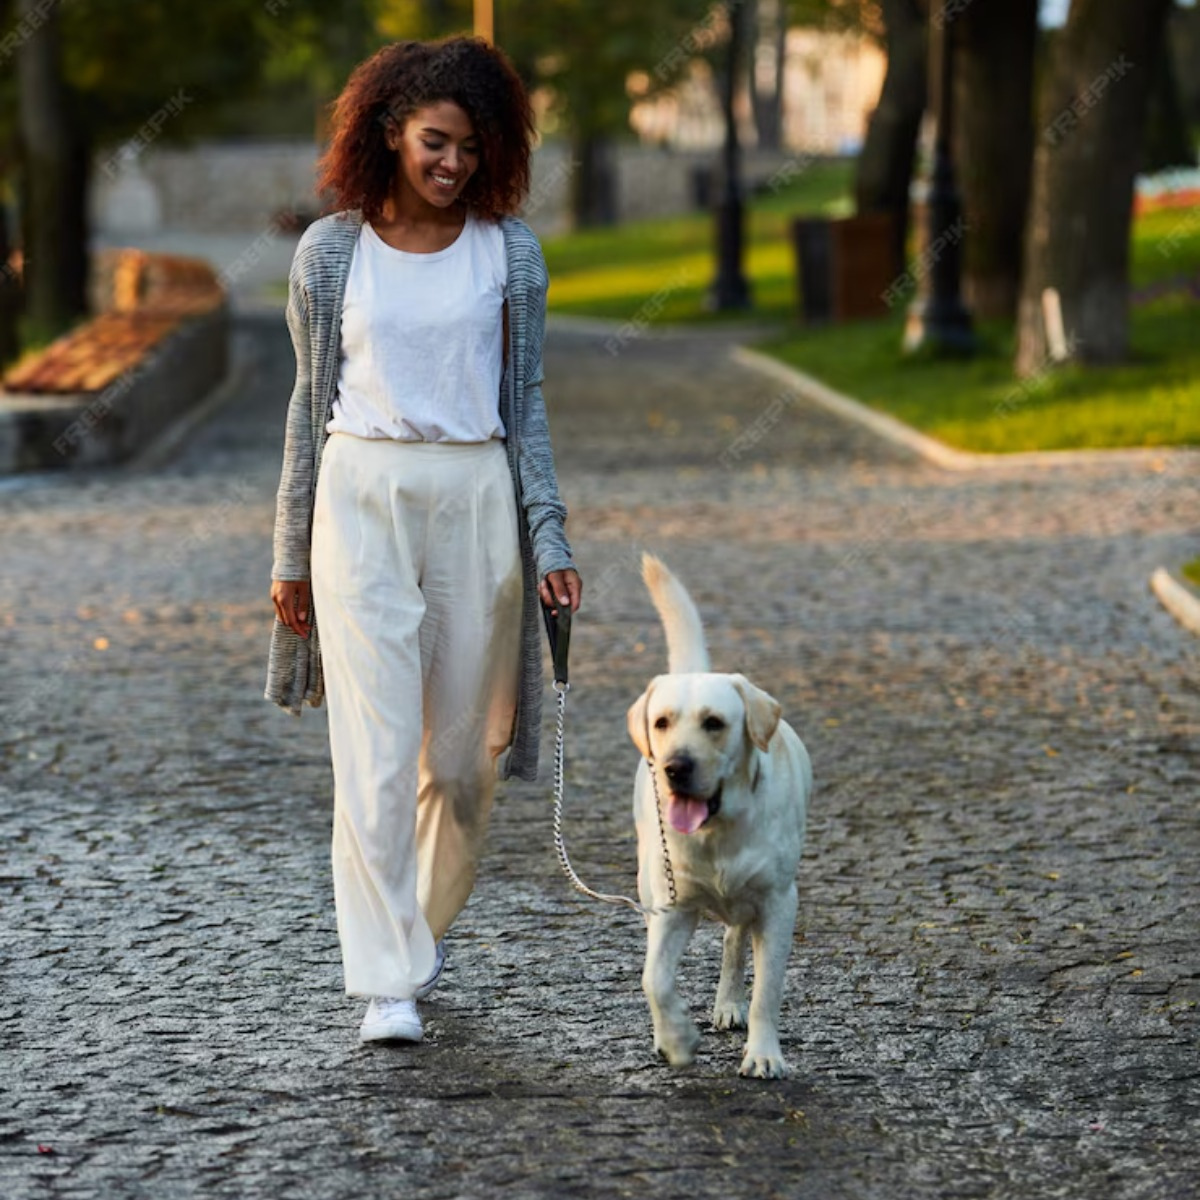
[630,28,885,155]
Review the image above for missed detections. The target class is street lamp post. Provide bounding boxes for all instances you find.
[904,7,975,355]
[710,0,751,311]
[474,0,493,42]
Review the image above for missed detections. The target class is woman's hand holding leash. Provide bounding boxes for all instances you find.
[538,568,582,617]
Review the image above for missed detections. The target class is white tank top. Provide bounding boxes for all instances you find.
[326,211,508,442]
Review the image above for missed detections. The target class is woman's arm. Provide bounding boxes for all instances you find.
[271,261,316,587]
[516,245,577,596]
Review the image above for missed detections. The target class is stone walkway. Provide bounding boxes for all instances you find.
[2,315,1198,1199]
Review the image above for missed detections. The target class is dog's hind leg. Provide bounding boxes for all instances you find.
[740,883,798,1080]
[712,924,750,1030]
[643,907,701,1066]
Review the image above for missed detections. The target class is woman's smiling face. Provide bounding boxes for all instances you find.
[386,99,480,211]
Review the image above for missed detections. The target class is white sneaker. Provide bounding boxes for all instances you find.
[415,939,446,1001]
[359,996,423,1043]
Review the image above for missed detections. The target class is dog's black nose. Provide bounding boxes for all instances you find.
[663,755,695,788]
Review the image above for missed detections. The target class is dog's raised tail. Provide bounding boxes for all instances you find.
[642,553,711,674]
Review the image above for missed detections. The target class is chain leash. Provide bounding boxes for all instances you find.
[551,679,676,917]
[647,758,679,907]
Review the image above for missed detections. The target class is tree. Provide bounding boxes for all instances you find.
[953,0,1038,321]
[1015,0,1175,376]
[15,0,87,339]
[0,0,22,364]
[3,0,365,351]
[749,0,789,152]
[1141,24,1195,174]
[503,0,706,228]
[852,0,926,279]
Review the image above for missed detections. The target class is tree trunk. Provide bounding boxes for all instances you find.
[1171,5,1200,125]
[954,0,1038,321]
[571,132,618,229]
[1142,29,1194,174]
[17,0,89,339]
[0,0,19,366]
[0,195,19,368]
[749,0,787,152]
[1015,0,1173,376]
[854,0,928,280]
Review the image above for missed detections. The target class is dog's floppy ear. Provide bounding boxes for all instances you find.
[626,679,658,759]
[730,674,782,751]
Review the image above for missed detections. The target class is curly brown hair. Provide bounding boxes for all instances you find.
[315,36,535,222]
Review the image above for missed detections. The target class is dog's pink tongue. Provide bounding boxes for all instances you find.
[667,795,709,835]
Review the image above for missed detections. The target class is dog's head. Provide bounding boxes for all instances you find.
[627,672,782,835]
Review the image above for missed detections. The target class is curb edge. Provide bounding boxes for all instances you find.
[731,345,1200,474]
[1150,567,1200,639]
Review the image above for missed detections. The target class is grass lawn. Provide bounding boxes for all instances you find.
[542,157,854,324]
[757,293,1200,453]
[545,168,1200,453]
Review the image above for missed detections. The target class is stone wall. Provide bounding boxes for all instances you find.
[91,139,818,240]
[93,142,322,237]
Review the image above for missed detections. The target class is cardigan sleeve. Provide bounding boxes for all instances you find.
[516,245,576,582]
[270,257,317,582]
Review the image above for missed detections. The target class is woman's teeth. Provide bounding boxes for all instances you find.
[431,174,456,188]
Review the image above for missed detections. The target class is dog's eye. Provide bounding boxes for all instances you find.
[702,716,726,733]
[653,716,670,730]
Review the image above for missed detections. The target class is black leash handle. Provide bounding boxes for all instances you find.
[542,598,571,687]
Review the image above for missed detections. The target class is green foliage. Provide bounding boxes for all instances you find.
[259,0,394,102]
[0,0,430,155]
[1183,559,1200,588]
[786,0,883,40]
[503,0,715,138]
[59,0,279,145]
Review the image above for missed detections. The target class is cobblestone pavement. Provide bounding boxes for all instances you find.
[2,314,1199,1200]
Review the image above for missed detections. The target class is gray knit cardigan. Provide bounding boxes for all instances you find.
[264,208,575,782]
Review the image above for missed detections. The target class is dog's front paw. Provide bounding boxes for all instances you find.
[655,1021,701,1067]
[711,1000,749,1030]
[739,1048,789,1080]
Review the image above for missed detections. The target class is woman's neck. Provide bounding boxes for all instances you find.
[372,193,467,253]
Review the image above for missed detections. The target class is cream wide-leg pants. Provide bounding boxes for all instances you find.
[310,432,523,999]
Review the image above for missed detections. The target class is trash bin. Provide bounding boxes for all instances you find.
[790,211,896,324]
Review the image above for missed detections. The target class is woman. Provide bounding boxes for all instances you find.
[265,36,582,1045]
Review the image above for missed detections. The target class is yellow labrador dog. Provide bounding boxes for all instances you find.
[627,554,812,1079]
